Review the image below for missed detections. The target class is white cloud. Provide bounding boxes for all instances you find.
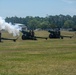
[62,0,76,4]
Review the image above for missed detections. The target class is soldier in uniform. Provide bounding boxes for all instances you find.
[0,31,1,42]
[31,30,34,37]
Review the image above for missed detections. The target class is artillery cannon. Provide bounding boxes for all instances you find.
[21,30,47,40]
[48,29,73,39]
[48,29,61,39]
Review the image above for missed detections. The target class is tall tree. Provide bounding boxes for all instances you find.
[63,20,74,28]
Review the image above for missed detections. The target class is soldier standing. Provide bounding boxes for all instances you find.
[31,30,34,37]
[0,31,1,42]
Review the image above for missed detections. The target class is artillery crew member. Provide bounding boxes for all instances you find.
[0,31,1,42]
[31,30,34,37]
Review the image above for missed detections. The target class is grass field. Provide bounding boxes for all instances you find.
[0,31,76,75]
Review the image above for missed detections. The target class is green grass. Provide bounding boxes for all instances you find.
[0,31,76,75]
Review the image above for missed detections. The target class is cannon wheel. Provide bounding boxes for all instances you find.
[49,34,51,38]
[22,35,26,40]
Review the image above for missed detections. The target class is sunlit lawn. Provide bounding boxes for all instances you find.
[0,31,76,75]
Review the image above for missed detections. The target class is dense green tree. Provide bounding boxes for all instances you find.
[5,15,76,30]
[40,21,49,29]
[27,19,39,30]
[63,20,74,28]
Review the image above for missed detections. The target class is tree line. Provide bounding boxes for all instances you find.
[5,14,76,30]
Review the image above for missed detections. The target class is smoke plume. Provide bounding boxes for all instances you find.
[0,17,21,36]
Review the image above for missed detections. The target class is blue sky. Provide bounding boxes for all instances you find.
[0,0,76,18]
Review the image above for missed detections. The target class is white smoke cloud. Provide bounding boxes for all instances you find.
[0,17,21,36]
